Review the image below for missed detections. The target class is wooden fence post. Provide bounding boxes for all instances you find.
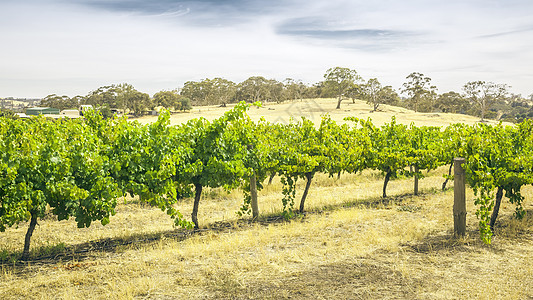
[453,157,467,237]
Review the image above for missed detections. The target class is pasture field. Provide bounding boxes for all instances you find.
[1,100,531,299]
[135,98,506,127]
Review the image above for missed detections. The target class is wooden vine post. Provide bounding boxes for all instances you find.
[414,165,419,196]
[250,171,259,220]
[453,157,467,237]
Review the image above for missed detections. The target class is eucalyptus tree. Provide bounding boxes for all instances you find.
[153,90,181,110]
[435,91,469,114]
[181,80,211,106]
[40,94,77,110]
[211,77,237,106]
[401,72,437,113]
[360,78,399,112]
[128,90,152,117]
[360,78,382,111]
[84,83,151,115]
[114,83,137,114]
[236,76,271,103]
[323,67,361,109]
[267,79,284,103]
[85,85,118,108]
[463,81,509,122]
[181,78,237,106]
[379,86,401,107]
[283,78,307,101]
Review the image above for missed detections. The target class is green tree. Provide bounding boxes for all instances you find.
[85,85,119,108]
[181,80,209,106]
[267,79,284,103]
[210,78,237,106]
[283,78,307,101]
[361,79,382,111]
[179,97,192,111]
[401,72,437,113]
[361,78,397,112]
[153,90,181,110]
[463,81,509,122]
[128,91,152,117]
[435,91,469,114]
[236,76,271,103]
[323,67,361,109]
[378,86,400,107]
[181,78,237,106]
[84,83,151,116]
[40,94,78,110]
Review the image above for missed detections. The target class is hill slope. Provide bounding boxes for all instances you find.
[136,98,508,127]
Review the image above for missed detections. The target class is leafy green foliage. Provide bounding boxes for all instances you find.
[323,67,361,109]
[463,121,533,243]
[3,103,533,252]
[0,115,120,258]
[177,102,252,228]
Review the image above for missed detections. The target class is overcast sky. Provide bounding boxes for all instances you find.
[1,0,532,98]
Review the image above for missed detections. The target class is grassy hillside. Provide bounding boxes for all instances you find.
[135,98,508,127]
[0,101,530,299]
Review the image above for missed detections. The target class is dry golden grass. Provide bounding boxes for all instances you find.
[0,103,529,299]
[1,167,532,299]
[134,98,508,127]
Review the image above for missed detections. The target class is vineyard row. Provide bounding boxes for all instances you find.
[1,102,532,258]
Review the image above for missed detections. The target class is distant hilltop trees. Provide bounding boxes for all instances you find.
[2,68,533,122]
[0,98,40,111]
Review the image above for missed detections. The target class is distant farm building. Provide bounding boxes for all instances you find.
[79,105,94,116]
[61,109,80,118]
[25,107,60,115]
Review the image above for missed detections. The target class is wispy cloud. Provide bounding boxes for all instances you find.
[276,16,423,52]
[72,0,291,26]
[477,25,533,39]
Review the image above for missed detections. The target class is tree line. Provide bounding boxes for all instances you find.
[34,67,533,122]
[2,103,532,259]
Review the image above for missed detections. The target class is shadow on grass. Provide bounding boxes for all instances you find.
[311,186,443,213]
[0,214,290,267]
[0,188,441,267]
[6,187,521,270]
[401,208,533,255]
